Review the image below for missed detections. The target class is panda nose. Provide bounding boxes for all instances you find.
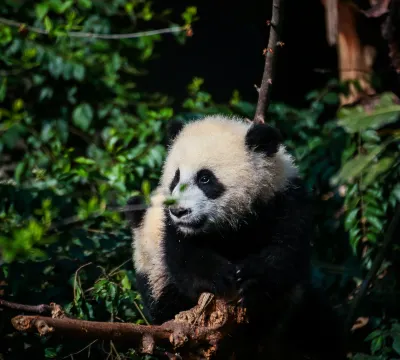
[169,207,191,218]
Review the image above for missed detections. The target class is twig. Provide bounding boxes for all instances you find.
[47,203,149,232]
[73,262,93,304]
[0,16,188,40]
[253,0,285,124]
[62,339,98,359]
[0,299,52,314]
[345,203,400,334]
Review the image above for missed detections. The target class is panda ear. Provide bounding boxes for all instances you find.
[166,119,184,144]
[245,123,283,156]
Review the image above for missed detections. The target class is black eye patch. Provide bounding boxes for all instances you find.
[169,168,180,193]
[196,169,226,199]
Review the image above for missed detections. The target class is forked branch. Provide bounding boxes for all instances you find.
[2,294,247,360]
[253,0,285,124]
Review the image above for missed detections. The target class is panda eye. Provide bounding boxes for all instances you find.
[199,175,210,184]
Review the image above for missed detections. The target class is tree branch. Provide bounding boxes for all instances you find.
[2,294,247,360]
[0,299,66,318]
[0,299,51,314]
[0,16,189,40]
[253,0,285,124]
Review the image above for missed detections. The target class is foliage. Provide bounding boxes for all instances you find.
[0,1,196,358]
[0,1,399,359]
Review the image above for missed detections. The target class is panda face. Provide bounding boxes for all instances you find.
[160,115,298,236]
[167,167,227,234]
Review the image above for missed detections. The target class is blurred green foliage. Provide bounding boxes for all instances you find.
[0,0,399,359]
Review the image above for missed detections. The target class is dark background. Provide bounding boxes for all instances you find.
[142,0,337,108]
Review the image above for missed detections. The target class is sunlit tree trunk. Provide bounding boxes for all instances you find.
[321,0,377,105]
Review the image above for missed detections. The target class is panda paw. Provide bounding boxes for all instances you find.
[212,264,237,299]
[235,265,261,308]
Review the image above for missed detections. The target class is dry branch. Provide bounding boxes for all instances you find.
[253,0,285,124]
[2,294,247,360]
[0,298,52,314]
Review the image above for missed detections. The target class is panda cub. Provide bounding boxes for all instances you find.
[127,115,345,359]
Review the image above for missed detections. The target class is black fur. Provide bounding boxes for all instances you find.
[135,177,346,359]
[245,123,283,156]
[166,119,184,144]
[169,168,180,193]
[135,272,193,324]
[195,168,226,199]
[125,195,146,228]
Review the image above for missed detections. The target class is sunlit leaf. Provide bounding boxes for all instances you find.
[331,143,387,185]
[337,93,400,133]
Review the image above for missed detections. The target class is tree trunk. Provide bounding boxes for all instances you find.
[321,0,377,105]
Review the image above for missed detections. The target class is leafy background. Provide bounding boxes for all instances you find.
[0,0,399,359]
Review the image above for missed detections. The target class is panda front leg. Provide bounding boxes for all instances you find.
[165,241,238,302]
[135,271,195,325]
[235,243,309,324]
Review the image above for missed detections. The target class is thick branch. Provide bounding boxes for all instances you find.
[253,0,285,124]
[3,294,247,360]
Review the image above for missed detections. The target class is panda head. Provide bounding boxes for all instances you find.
[160,115,298,235]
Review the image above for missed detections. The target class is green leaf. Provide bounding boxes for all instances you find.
[78,0,92,9]
[121,274,131,290]
[44,16,53,33]
[141,180,151,200]
[14,162,25,182]
[366,215,384,232]
[393,336,400,355]
[350,234,361,255]
[73,64,85,81]
[392,184,400,202]
[371,336,384,354]
[164,197,177,206]
[44,347,58,358]
[72,103,93,131]
[48,56,63,78]
[75,157,95,165]
[0,78,7,101]
[36,3,49,20]
[361,157,395,189]
[361,130,381,143]
[345,208,359,231]
[366,232,378,243]
[58,0,74,13]
[331,143,387,185]
[0,25,12,45]
[337,93,400,133]
[322,92,339,105]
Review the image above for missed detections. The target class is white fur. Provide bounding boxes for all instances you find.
[132,189,169,300]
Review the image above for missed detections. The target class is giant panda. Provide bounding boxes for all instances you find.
[126,115,346,359]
